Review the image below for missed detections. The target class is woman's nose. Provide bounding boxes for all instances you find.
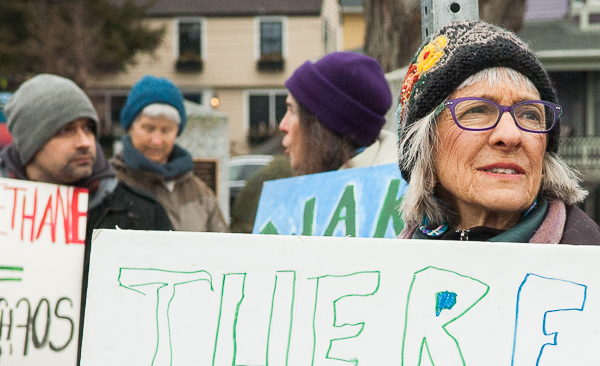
[279,113,290,133]
[488,111,523,150]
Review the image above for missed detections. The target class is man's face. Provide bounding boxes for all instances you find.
[26,118,96,185]
[279,94,302,171]
[129,115,178,165]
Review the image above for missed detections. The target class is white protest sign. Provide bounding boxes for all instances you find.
[0,177,87,365]
[82,230,600,366]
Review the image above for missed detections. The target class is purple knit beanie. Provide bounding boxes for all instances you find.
[285,52,392,147]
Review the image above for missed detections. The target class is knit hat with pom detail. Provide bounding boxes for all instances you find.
[397,20,559,183]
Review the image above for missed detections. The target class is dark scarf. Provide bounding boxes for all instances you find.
[0,143,116,191]
[121,135,194,179]
[412,199,549,242]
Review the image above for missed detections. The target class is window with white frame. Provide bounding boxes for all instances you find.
[247,90,287,144]
[175,18,205,71]
[260,21,282,59]
[256,17,286,70]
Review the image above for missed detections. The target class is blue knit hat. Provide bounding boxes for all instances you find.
[120,75,187,135]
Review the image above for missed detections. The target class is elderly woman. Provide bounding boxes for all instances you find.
[112,75,228,232]
[397,20,600,244]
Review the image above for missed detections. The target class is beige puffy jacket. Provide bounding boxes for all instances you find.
[111,156,228,232]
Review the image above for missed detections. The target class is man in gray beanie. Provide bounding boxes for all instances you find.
[6,74,100,177]
[0,74,173,362]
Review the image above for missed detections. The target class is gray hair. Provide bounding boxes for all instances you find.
[399,67,588,228]
[136,103,181,125]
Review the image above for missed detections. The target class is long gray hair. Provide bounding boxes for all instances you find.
[399,67,588,228]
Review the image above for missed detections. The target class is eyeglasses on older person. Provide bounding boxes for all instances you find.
[443,97,562,133]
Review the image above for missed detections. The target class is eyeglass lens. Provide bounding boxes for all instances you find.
[453,100,555,131]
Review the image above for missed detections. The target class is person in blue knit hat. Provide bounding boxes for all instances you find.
[111,75,228,232]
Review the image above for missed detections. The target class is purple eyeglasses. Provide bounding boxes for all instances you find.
[443,97,562,133]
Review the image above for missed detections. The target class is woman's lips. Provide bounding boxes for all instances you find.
[478,163,525,176]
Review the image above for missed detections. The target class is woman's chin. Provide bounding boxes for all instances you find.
[475,190,535,214]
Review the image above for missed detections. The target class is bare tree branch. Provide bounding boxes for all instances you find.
[364,0,528,72]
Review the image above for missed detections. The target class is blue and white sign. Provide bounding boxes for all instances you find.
[253,163,406,238]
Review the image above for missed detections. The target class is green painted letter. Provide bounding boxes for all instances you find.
[324,185,356,237]
[261,221,280,235]
[303,197,316,236]
[373,179,404,238]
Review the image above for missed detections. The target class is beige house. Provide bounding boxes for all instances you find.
[88,0,342,155]
[341,0,366,52]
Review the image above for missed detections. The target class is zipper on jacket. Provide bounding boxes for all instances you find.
[455,229,470,241]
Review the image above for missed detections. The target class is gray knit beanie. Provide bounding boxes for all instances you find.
[5,74,99,165]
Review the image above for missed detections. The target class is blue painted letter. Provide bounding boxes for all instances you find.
[512,274,586,366]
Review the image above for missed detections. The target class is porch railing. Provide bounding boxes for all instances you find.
[559,137,600,180]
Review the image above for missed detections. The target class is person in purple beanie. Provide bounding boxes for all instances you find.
[279,52,395,176]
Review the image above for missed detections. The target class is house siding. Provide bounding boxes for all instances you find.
[216,89,245,147]
[524,0,568,21]
[342,13,365,51]
[88,15,326,150]
[90,17,322,88]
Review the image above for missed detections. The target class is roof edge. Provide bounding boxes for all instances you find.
[147,11,322,18]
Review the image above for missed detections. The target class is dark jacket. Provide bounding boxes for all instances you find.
[560,205,600,244]
[86,181,173,238]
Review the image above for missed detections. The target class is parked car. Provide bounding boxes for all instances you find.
[229,155,274,209]
[0,93,13,148]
